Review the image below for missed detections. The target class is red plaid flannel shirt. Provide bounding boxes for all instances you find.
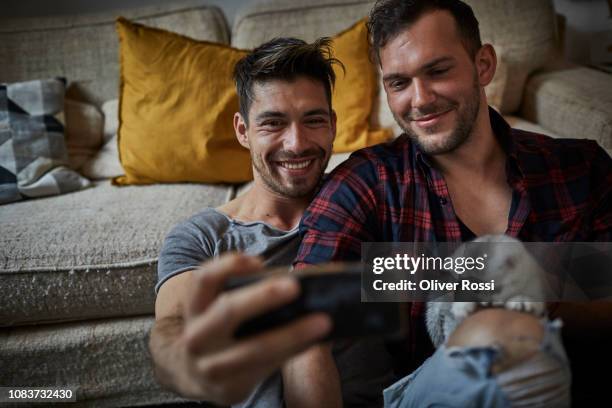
[294,108,612,371]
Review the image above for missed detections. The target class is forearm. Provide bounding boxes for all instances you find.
[282,344,342,408]
[149,316,195,397]
[152,254,334,405]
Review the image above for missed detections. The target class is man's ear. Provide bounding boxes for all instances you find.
[475,44,497,87]
[233,112,250,149]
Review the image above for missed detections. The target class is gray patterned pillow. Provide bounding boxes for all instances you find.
[0,78,90,204]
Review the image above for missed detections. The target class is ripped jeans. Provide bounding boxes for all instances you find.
[383,319,571,408]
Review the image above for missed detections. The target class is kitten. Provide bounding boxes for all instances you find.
[426,235,547,347]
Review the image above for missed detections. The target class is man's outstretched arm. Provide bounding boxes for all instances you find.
[149,253,332,405]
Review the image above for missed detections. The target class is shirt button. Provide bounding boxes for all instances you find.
[439,197,448,205]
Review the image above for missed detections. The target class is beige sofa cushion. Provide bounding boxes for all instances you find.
[0,182,232,326]
[0,0,230,107]
[504,115,563,139]
[64,99,105,170]
[232,0,374,47]
[466,0,557,114]
[0,316,185,406]
[80,100,124,180]
[520,66,612,154]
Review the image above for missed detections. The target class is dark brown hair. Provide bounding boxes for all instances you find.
[367,0,482,63]
[233,37,343,124]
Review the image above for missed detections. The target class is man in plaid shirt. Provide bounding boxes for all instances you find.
[292,0,611,406]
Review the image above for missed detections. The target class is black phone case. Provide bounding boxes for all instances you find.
[226,266,405,340]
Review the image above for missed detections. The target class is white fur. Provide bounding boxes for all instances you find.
[426,235,546,347]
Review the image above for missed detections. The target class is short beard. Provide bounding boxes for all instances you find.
[396,73,481,155]
[251,148,329,199]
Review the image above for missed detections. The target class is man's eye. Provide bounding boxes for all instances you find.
[430,68,449,76]
[389,80,407,91]
[306,118,327,125]
[262,120,283,128]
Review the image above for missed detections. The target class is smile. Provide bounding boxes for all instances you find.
[412,109,452,128]
[277,159,313,170]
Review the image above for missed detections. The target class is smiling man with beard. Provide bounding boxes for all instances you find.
[149,37,394,408]
[149,37,338,408]
[293,0,611,406]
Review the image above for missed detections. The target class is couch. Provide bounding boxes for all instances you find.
[1,0,610,406]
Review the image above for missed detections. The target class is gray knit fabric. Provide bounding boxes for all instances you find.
[0,181,231,326]
[0,316,188,407]
[0,1,230,107]
[521,66,612,153]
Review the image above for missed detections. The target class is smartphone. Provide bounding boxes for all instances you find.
[225,263,405,340]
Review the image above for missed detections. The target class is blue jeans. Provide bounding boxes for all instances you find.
[384,319,571,408]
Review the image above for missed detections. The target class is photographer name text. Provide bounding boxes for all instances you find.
[372,278,495,291]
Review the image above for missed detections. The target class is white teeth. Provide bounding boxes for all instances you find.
[279,160,312,170]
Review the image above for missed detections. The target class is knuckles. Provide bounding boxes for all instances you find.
[212,293,239,327]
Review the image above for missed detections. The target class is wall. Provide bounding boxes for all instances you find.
[553,0,611,65]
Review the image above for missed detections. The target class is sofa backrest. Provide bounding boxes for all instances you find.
[1,0,557,119]
[0,0,230,108]
[232,0,375,47]
[232,0,557,133]
[231,0,402,131]
[466,0,557,114]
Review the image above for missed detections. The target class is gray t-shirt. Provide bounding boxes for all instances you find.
[157,208,394,407]
[157,207,300,293]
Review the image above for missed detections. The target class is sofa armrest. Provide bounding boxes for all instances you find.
[520,66,612,152]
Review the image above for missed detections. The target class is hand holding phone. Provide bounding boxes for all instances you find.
[225,263,405,340]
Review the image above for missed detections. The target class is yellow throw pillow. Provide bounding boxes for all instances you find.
[114,17,391,185]
[331,19,392,153]
[114,18,251,185]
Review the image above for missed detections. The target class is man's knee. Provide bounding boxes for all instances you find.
[446,308,544,373]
